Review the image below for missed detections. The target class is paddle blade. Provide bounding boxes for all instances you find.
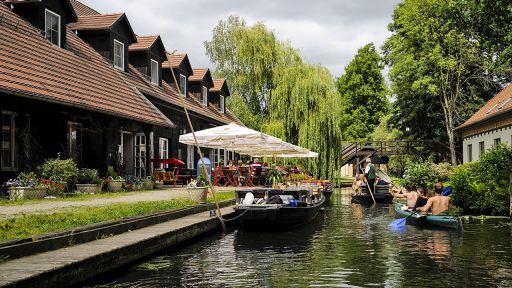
[388,217,407,228]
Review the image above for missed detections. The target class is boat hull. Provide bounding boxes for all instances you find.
[351,185,394,204]
[234,198,325,230]
[393,203,462,230]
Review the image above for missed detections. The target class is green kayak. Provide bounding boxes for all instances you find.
[393,202,462,230]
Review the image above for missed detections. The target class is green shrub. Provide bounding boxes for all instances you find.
[450,144,512,216]
[77,169,100,184]
[403,158,452,188]
[107,166,118,178]
[38,154,78,192]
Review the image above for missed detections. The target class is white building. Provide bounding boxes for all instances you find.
[457,84,512,163]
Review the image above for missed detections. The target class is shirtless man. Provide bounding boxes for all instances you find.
[417,182,450,215]
[393,184,418,209]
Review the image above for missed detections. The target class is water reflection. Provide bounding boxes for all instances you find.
[86,188,512,288]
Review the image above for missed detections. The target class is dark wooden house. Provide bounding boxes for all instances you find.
[0,1,174,181]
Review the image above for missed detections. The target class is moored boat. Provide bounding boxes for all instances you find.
[234,188,326,230]
[393,202,462,230]
[351,184,394,204]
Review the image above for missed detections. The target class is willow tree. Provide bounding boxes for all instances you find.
[205,15,344,179]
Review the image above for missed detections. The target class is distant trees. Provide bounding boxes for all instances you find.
[383,0,509,165]
[336,43,389,142]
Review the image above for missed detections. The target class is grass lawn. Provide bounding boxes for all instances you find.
[0,189,158,207]
[0,191,234,241]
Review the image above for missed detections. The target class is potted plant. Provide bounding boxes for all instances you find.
[106,166,124,192]
[38,154,78,193]
[76,168,101,194]
[39,178,66,197]
[266,169,284,188]
[5,172,46,200]
[133,176,144,190]
[186,173,208,204]
[144,175,156,190]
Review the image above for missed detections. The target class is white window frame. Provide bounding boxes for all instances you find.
[113,39,124,70]
[202,86,208,105]
[220,95,225,113]
[187,145,194,169]
[150,59,159,85]
[159,138,168,170]
[180,74,187,96]
[1,111,17,171]
[45,9,61,47]
[135,133,146,177]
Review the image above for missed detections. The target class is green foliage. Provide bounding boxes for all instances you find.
[38,155,78,191]
[77,169,100,184]
[403,158,453,188]
[451,144,512,215]
[336,43,389,141]
[383,0,500,163]
[107,166,118,178]
[205,15,343,179]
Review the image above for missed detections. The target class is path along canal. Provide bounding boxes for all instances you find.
[85,188,512,287]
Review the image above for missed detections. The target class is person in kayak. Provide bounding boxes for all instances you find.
[416,182,450,215]
[393,184,418,209]
[413,187,428,211]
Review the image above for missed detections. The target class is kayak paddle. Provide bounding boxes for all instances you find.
[389,209,419,228]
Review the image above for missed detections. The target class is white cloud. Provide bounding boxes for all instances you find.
[81,0,399,77]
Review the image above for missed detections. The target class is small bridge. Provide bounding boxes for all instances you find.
[341,140,456,168]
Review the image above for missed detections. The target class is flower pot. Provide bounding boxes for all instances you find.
[187,186,208,204]
[133,183,144,191]
[143,179,155,190]
[154,181,163,189]
[107,180,125,192]
[76,183,99,194]
[8,187,47,200]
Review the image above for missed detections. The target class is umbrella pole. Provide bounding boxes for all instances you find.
[169,64,226,232]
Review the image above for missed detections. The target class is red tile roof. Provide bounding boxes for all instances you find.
[69,0,100,16]
[458,83,512,129]
[189,68,209,82]
[163,52,186,69]
[129,35,159,51]
[0,4,173,128]
[211,79,225,92]
[68,13,123,31]
[120,65,243,125]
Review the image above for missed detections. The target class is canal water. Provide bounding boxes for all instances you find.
[86,188,512,287]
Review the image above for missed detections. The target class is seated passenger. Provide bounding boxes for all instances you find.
[416,182,450,215]
[393,184,418,209]
[352,174,365,190]
[413,187,428,211]
[375,176,389,186]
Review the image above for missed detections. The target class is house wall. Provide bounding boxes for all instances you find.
[462,124,512,163]
[0,93,154,181]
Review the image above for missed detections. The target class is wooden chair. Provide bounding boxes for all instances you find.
[224,169,238,187]
[212,166,226,186]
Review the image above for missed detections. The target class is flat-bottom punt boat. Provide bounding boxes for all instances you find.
[234,188,326,230]
[393,202,462,230]
[351,185,394,204]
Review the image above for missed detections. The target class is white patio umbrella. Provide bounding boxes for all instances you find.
[179,123,317,157]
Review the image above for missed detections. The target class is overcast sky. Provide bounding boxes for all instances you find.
[82,0,400,77]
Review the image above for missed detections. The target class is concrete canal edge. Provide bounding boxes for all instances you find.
[0,205,236,288]
[0,199,235,261]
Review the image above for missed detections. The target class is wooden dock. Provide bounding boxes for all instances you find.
[0,205,235,288]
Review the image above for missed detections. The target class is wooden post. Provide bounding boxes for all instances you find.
[509,174,512,219]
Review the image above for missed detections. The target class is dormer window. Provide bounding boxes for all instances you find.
[45,9,60,47]
[202,86,208,105]
[220,95,225,113]
[150,59,159,85]
[114,40,124,70]
[180,74,187,96]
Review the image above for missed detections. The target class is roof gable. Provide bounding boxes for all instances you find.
[4,0,78,23]
[69,0,99,16]
[458,83,512,129]
[0,3,173,128]
[163,52,193,75]
[129,35,166,59]
[211,79,230,96]
[68,13,136,43]
[190,68,213,87]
